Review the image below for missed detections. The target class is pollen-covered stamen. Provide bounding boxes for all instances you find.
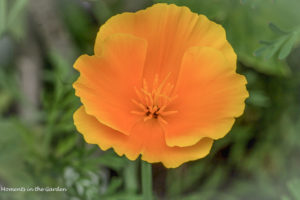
[131,73,178,124]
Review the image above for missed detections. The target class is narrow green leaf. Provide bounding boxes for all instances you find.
[7,0,27,26]
[287,179,300,200]
[105,177,123,195]
[264,36,287,59]
[246,90,270,107]
[0,0,7,36]
[281,195,291,200]
[87,151,127,171]
[253,46,267,57]
[55,135,78,157]
[259,40,272,45]
[0,91,12,113]
[269,23,288,35]
[278,33,298,60]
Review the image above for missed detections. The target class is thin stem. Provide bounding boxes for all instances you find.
[124,161,138,193]
[141,161,153,200]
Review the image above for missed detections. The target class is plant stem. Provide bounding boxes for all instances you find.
[141,161,153,200]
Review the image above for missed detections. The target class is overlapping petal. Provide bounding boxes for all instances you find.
[95,3,236,85]
[163,47,248,147]
[74,106,213,168]
[73,33,147,135]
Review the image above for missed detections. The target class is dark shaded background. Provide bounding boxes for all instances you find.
[0,0,300,199]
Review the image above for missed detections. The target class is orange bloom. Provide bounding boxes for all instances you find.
[73,3,248,168]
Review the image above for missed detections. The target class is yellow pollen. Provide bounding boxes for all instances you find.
[131,73,178,125]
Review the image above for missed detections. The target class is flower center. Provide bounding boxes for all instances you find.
[131,73,178,125]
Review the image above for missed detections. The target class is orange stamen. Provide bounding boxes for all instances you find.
[131,73,178,125]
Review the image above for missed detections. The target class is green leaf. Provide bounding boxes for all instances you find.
[105,177,123,195]
[259,40,272,45]
[55,135,78,157]
[278,33,298,60]
[246,90,270,107]
[7,0,27,26]
[287,179,300,200]
[85,150,128,171]
[0,90,12,113]
[0,0,7,36]
[281,195,291,200]
[92,0,112,24]
[264,36,287,59]
[269,23,288,35]
[253,46,268,57]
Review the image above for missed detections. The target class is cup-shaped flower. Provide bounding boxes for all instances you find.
[73,3,249,168]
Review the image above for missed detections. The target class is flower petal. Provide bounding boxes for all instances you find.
[164,46,249,147]
[95,3,236,85]
[73,33,147,135]
[74,106,213,168]
[135,120,214,168]
[74,106,142,160]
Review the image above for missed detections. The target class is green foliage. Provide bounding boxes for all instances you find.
[0,0,27,39]
[155,0,300,76]
[0,0,7,36]
[254,23,300,60]
[286,179,300,200]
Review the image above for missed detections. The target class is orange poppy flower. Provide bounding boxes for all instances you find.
[73,3,249,168]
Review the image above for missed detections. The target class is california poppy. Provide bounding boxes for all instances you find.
[73,3,248,168]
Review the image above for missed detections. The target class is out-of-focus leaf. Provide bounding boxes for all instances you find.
[253,46,267,57]
[269,23,289,35]
[83,150,128,171]
[105,177,123,195]
[255,26,300,60]
[0,35,15,67]
[92,0,112,24]
[281,196,291,200]
[246,90,270,107]
[279,33,298,59]
[0,0,27,39]
[240,0,247,4]
[48,51,74,82]
[180,162,206,193]
[0,90,12,113]
[58,0,96,53]
[55,135,78,157]
[0,0,7,37]
[200,167,226,193]
[287,179,300,200]
[7,0,27,27]
[264,36,287,59]
[0,119,34,188]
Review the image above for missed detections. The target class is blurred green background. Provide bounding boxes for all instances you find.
[0,0,300,199]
